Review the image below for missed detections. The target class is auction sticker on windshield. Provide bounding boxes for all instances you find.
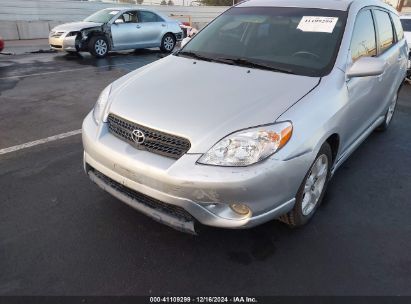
[297,16,338,33]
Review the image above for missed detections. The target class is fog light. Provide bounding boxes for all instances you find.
[230,203,251,215]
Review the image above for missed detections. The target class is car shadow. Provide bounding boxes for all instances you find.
[53,48,170,68]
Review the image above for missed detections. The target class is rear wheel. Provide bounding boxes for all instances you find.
[160,34,176,53]
[376,92,397,132]
[89,36,109,58]
[280,143,332,227]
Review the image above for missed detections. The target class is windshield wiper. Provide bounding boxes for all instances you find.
[176,51,216,63]
[216,57,295,74]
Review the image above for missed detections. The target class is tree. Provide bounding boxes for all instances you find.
[160,0,167,4]
[136,0,144,4]
[167,0,174,5]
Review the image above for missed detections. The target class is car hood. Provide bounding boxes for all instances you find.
[108,55,320,153]
[52,21,103,32]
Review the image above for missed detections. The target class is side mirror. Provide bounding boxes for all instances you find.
[346,56,386,78]
[114,19,124,25]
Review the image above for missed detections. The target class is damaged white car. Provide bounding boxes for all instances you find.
[49,8,183,57]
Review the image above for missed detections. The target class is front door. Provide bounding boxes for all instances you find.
[343,9,382,153]
[111,11,141,50]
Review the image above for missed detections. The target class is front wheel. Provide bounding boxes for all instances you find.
[280,143,332,227]
[89,36,109,58]
[160,34,176,53]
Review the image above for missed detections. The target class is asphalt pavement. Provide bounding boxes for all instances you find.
[0,49,411,296]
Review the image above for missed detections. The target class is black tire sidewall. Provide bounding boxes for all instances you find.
[293,143,332,226]
[160,34,176,53]
[89,36,109,58]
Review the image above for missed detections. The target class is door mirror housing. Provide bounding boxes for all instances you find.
[346,57,386,78]
[114,18,124,25]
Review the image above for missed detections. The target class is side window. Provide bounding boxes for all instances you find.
[140,11,159,23]
[374,10,395,53]
[117,11,139,23]
[391,14,404,40]
[350,10,377,62]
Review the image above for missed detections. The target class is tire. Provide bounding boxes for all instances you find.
[89,36,109,58]
[376,92,398,132]
[160,33,176,53]
[280,143,332,227]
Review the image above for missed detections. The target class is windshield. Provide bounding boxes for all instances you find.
[401,19,411,32]
[84,9,119,23]
[179,7,348,77]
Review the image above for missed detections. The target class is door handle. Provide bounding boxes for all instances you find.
[136,24,141,29]
[161,24,166,27]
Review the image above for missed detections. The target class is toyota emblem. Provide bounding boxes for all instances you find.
[131,129,145,144]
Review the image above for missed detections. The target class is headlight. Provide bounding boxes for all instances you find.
[66,31,79,37]
[93,84,112,124]
[197,122,293,167]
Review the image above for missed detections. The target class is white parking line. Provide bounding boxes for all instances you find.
[0,61,141,80]
[0,129,82,155]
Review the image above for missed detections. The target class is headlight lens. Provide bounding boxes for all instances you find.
[197,122,293,166]
[66,31,79,37]
[93,84,112,124]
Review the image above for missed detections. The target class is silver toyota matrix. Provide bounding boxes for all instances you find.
[82,0,408,234]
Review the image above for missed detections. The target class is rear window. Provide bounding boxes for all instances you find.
[374,10,394,53]
[401,18,411,32]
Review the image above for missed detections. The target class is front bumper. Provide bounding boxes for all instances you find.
[82,112,313,233]
[49,34,78,51]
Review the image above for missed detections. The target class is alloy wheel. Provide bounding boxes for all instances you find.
[301,154,329,216]
[95,39,108,56]
[385,96,397,126]
[164,36,175,51]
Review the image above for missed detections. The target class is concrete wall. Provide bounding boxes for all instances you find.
[0,0,229,40]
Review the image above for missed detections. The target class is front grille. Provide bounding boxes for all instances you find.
[50,44,62,49]
[107,113,191,159]
[89,166,194,223]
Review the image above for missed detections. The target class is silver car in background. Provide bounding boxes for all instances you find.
[82,0,408,234]
[49,8,183,57]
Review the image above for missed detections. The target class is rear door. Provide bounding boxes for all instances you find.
[136,11,165,47]
[372,9,403,114]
